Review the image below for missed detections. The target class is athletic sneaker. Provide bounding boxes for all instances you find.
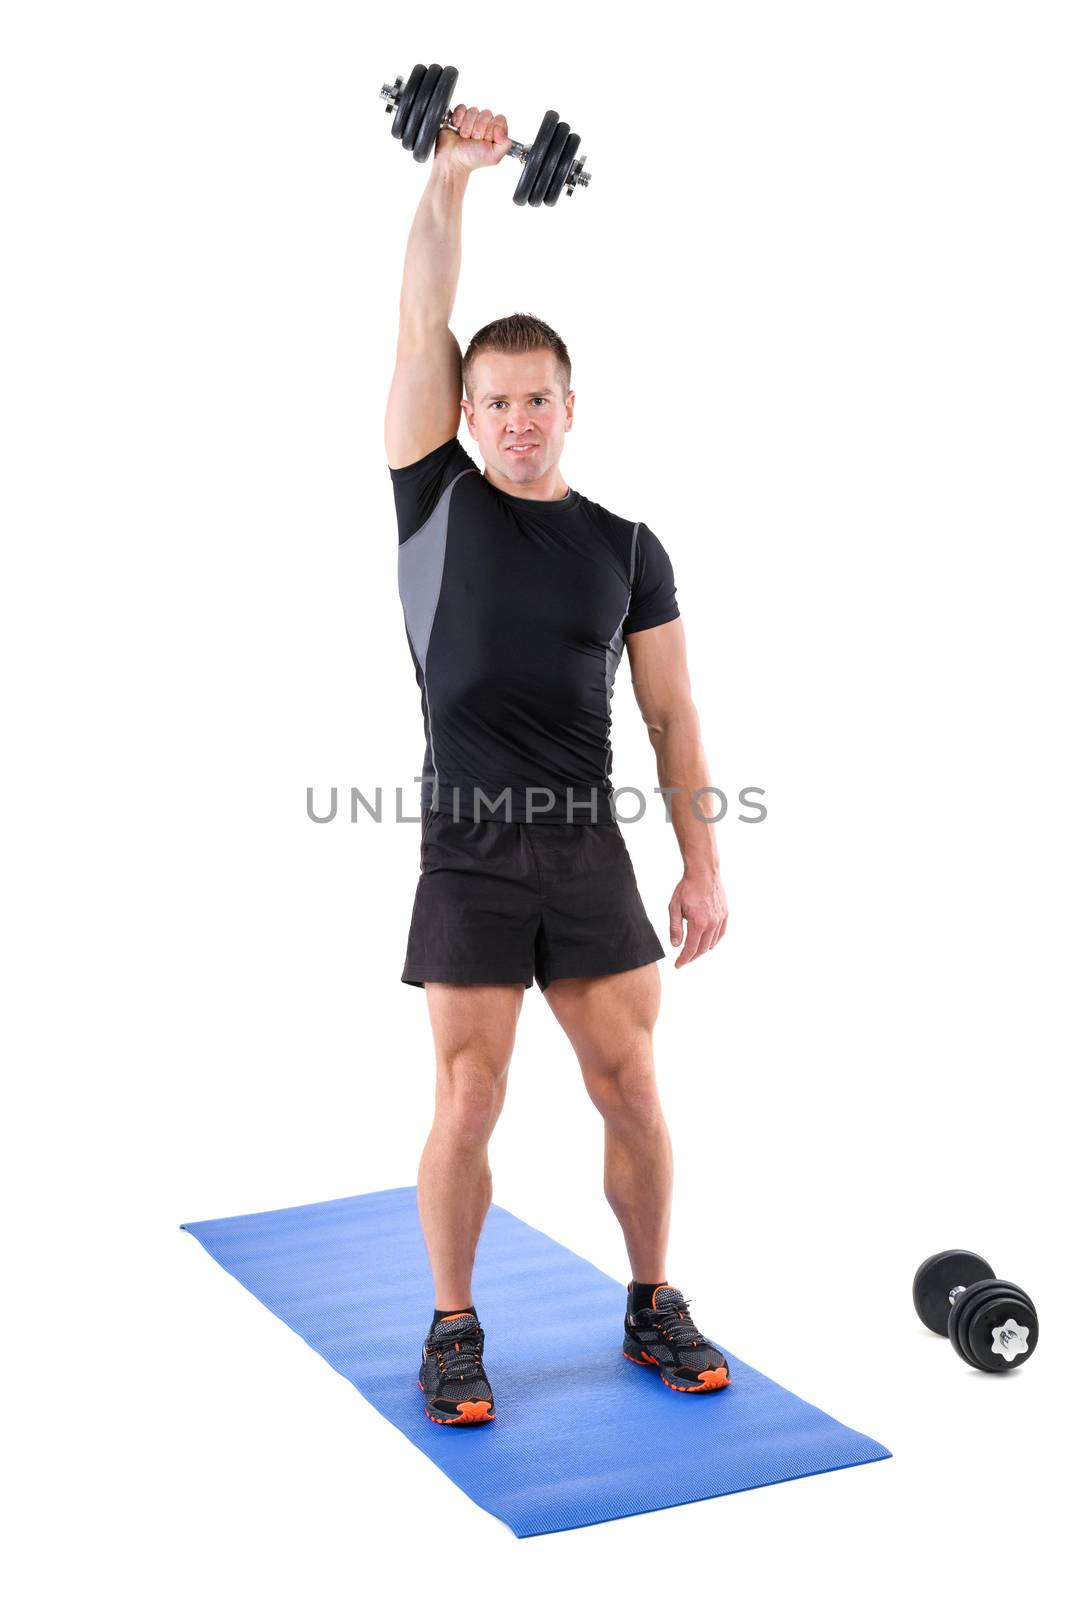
[623,1282,731,1392]
[418,1311,496,1425]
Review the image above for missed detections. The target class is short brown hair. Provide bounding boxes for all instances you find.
[462,313,571,403]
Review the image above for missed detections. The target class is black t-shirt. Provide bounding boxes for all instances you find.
[390,435,680,823]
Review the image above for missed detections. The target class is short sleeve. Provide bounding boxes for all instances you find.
[389,435,479,545]
[623,522,681,635]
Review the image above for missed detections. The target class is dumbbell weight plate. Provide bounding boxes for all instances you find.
[947,1279,1011,1371]
[528,119,572,206]
[413,63,458,164]
[513,109,560,206]
[390,63,427,145]
[912,1250,995,1337]
[967,1287,1039,1372]
[954,1280,1037,1371]
[949,1279,1038,1372]
[544,129,581,205]
[402,63,444,155]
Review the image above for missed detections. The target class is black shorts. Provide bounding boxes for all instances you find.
[401,811,666,992]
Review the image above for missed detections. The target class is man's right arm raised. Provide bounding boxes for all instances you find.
[384,106,510,470]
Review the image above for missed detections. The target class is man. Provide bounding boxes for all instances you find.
[385,103,729,1426]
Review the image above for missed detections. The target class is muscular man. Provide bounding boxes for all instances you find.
[385,104,730,1426]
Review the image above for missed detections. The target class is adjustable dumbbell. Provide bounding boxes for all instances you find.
[912,1250,1039,1372]
[379,63,591,205]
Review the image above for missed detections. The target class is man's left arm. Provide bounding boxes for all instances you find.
[625,617,728,967]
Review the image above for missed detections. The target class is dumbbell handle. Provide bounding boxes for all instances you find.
[379,80,591,189]
[443,109,530,164]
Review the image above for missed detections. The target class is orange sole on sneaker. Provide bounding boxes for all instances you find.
[623,1346,731,1393]
[418,1378,496,1424]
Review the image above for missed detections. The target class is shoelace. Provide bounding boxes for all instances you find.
[427,1329,485,1383]
[636,1298,712,1351]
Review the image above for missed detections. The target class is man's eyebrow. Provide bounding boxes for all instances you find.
[483,390,553,401]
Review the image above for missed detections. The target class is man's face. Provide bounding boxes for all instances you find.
[462,350,574,487]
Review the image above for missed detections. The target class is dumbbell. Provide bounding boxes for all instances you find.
[379,63,591,205]
[912,1250,1039,1373]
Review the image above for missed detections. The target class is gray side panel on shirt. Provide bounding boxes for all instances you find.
[629,520,641,585]
[397,469,475,669]
[604,616,626,718]
[602,520,640,782]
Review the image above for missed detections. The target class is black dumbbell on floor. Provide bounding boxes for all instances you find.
[912,1250,1039,1372]
[379,63,591,205]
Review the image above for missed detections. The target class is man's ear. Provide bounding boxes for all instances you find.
[460,397,476,434]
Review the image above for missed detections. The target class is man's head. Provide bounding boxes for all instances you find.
[461,313,574,489]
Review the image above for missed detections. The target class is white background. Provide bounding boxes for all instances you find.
[3,1,1062,1592]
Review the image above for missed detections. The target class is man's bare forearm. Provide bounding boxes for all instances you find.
[648,706,721,878]
[398,163,469,336]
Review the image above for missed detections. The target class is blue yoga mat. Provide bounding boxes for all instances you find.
[181,1187,890,1536]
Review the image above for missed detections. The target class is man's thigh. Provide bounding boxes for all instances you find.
[425,981,526,1075]
[542,962,661,1071]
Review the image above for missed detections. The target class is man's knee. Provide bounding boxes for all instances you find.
[434,1048,510,1141]
[583,1046,662,1124]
